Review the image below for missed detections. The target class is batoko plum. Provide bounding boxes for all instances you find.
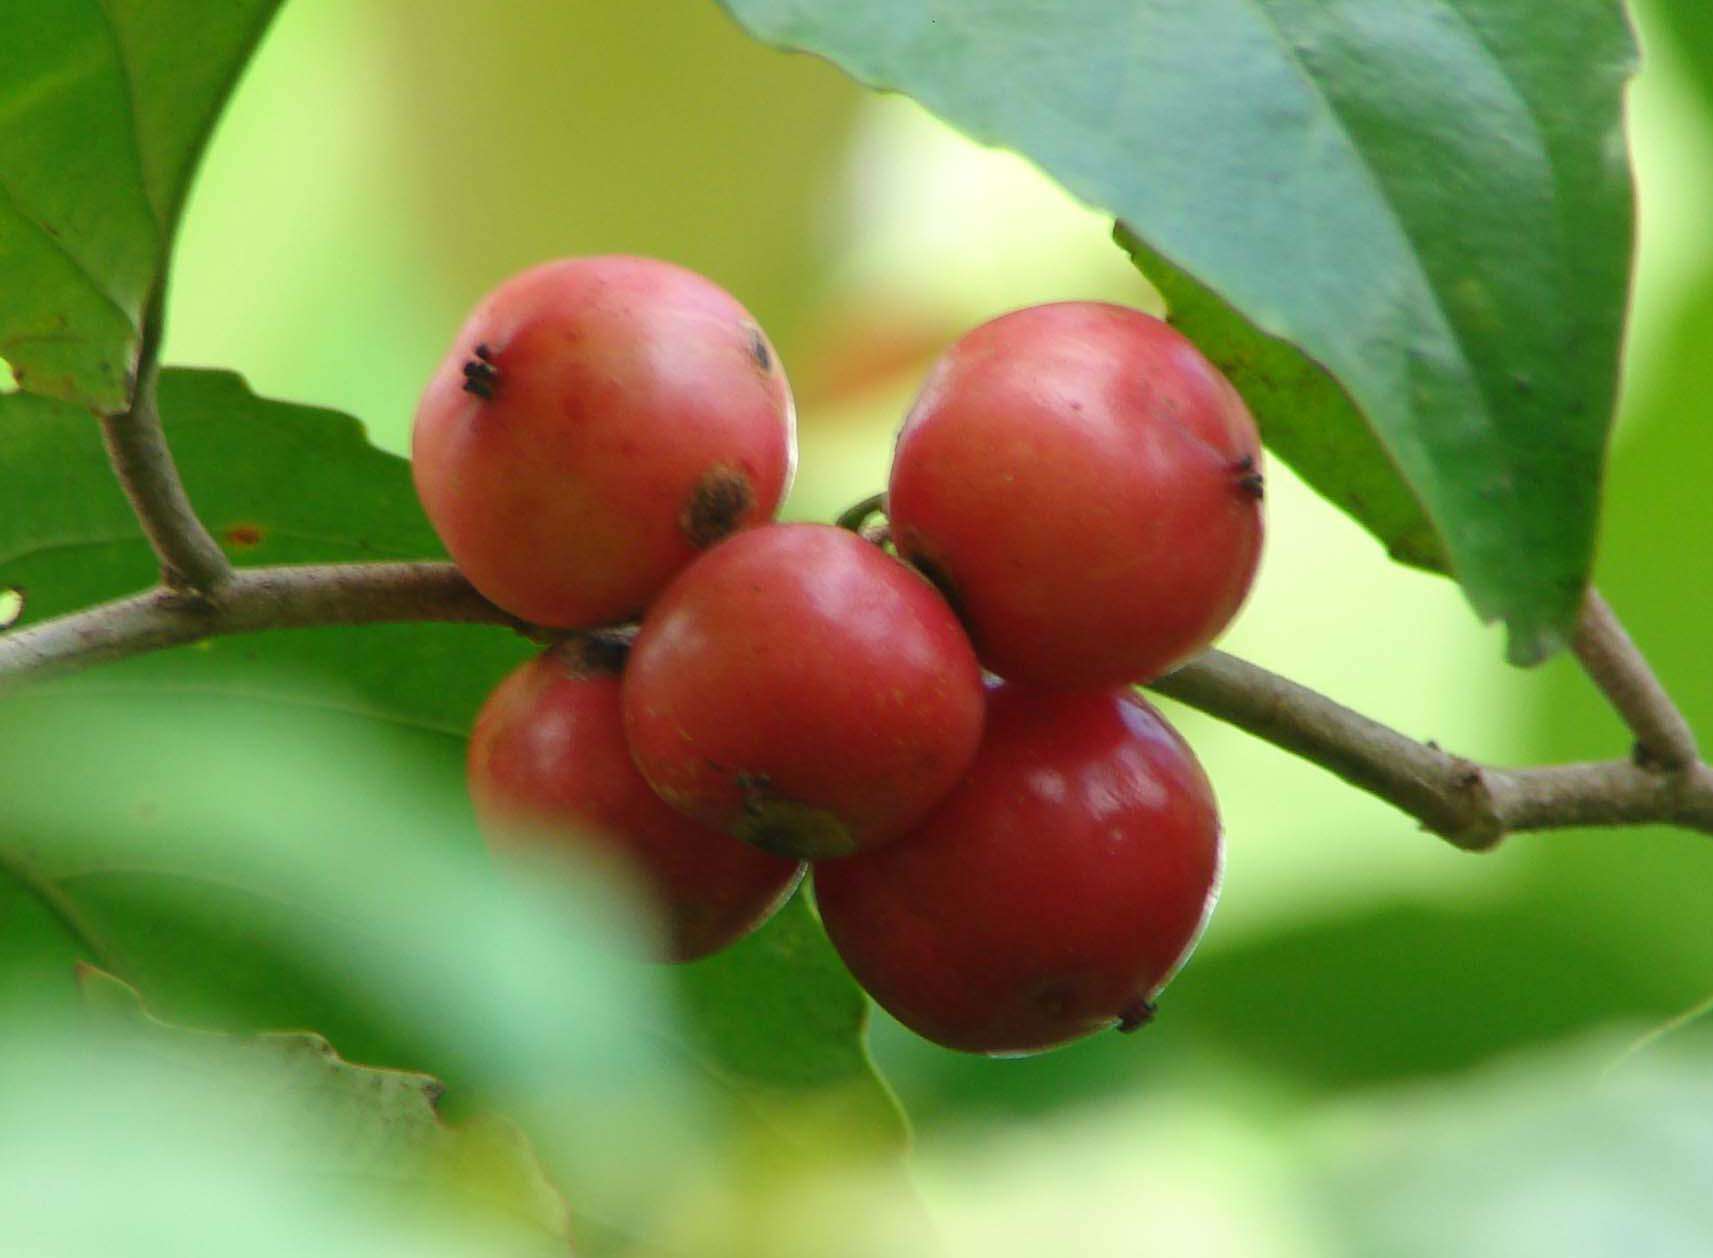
[814,684,1222,1055]
[887,301,1263,688]
[469,640,803,962]
[622,523,986,861]
[413,255,796,628]
[437,272,1243,1050]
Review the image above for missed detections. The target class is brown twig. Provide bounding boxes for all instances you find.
[1571,590,1698,770]
[19,365,1713,853]
[1,559,1707,850]
[98,294,232,593]
[1150,647,1713,850]
[0,563,525,694]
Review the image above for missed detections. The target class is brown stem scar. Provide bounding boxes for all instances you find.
[733,773,853,859]
[462,344,500,399]
[1233,454,1265,501]
[681,465,754,549]
[748,328,772,372]
[1116,997,1156,1033]
[550,631,632,678]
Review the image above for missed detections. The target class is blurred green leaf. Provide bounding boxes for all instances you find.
[883,1036,1713,1258]
[80,965,574,1246]
[1163,900,1687,1090]
[1311,1038,1713,1256]
[1616,991,1713,1067]
[0,0,279,408]
[0,1028,572,1258]
[0,688,702,1236]
[1650,0,1713,103]
[721,0,1637,662]
[872,893,1694,1129]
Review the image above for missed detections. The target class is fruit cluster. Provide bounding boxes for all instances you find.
[415,256,1263,1056]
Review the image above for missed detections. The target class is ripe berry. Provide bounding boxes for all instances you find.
[413,255,796,628]
[469,641,803,962]
[887,301,1263,688]
[814,684,1221,1055]
[622,523,985,860]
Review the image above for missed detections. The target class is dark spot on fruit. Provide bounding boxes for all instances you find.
[681,465,754,549]
[734,774,853,859]
[0,586,24,630]
[223,523,265,549]
[1116,997,1156,1033]
[748,327,771,372]
[462,344,500,399]
[1232,454,1264,501]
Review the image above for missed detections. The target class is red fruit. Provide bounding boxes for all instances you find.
[413,255,796,628]
[622,523,985,860]
[887,301,1263,688]
[814,685,1221,1055]
[469,641,803,962]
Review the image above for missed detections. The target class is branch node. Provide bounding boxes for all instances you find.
[154,584,220,619]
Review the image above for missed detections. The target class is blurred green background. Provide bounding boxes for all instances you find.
[84,0,1713,1248]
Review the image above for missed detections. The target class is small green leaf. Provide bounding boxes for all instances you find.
[720,0,1637,661]
[0,0,280,408]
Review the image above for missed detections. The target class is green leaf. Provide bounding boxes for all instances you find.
[674,891,907,1149]
[0,1019,576,1256]
[79,966,575,1245]
[0,0,280,409]
[1311,1038,1713,1255]
[0,370,896,1151]
[719,0,1637,662]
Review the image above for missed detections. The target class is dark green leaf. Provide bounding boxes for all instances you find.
[721,0,1637,661]
[0,0,279,408]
